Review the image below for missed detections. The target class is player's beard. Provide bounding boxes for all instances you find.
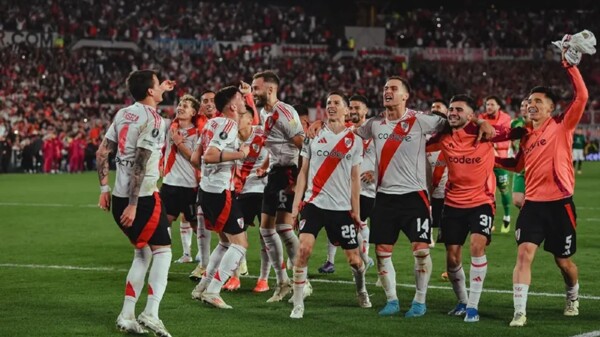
[350,113,360,123]
[255,94,268,108]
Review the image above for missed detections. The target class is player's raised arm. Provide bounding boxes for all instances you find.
[558,60,589,131]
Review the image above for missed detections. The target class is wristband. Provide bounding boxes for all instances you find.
[100,185,111,193]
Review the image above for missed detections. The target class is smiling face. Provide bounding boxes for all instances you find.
[176,99,197,122]
[199,92,215,117]
[383,79,408,109]
[526,93,553,123]
[349,100,368,124]
[326,94,348,122]
[485,98,501,117]
[251,77,269,107]
[448,101,473,129]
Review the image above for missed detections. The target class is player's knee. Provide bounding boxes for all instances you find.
[297,243,313,264]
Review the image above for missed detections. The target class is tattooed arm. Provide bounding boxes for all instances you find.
[118,147,152,227]
[96,138,117,211]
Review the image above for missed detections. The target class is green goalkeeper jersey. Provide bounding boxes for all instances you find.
[573,133,586,150]
[511,117,526,152]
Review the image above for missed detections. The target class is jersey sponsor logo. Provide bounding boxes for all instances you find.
[376,132,412,142]
[523,138,547,155]
[316,149,352,160]
[447,155,482,164]
[115,156,135,168]
[123,111,139,122]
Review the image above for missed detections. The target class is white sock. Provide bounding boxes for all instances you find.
[327,240,337,264]
[206,244,246,293]
[351,263,366,293]
[197,242,229,292]
[180,220,193,257]
[259,234,272,280]
[566,282,579,301]
[260,227,288,283]
[359,223,370,260]
[196,209,212,268]
[413,248,432,304]
[144,247,172,318]
[121,246,152,319]
[448,264,468,304]
[292,266,307,307]
[376,250,397,301]
[513,283,529,315]
[277,223,299,265]
[467,255,488,309]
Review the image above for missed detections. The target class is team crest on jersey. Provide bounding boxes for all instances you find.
[237,217,245,229]
[219,131,228,140]
[151,128,160,138]
[252,143,260,152]
[401,122,409,132]
[345,137,353,148]
[299,219,306,231]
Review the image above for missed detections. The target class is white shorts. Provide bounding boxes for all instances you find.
[572,149,585,161]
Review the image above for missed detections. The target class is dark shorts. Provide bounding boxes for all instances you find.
[438,203,494,246]
[431,197,444,228]
[262,165,297,216]
[299,203,358,250]
[516,197,577,257]
[112,192,171,248]
[370,191,431,245]
[237,193,263,226]
[197,188,245,235]
[159,183,197,221]
[359,195,375,222]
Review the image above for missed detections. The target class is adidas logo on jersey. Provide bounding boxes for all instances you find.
[348,239,357,245]
[419,232,429,240]
[318,138,327,144]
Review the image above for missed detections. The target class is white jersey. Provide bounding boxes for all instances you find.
[261,101,304,167]
[426,150,448,199]
[105,102,166,198]
[162,125,199,188]
[236,125,268,194]
[355,109,446,195]
[301,126,362,211]
[198,117,239,193]
[360,137,377,198]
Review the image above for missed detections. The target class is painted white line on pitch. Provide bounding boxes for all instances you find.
[0,202,96,208]
[2,263,600,300]
[570,331,600,337]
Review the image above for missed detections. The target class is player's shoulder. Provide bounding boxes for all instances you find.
[274,101,297,120]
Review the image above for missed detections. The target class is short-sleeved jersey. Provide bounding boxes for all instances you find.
[260,101,304,167]
[435,123,497,208]
[426,150,448,199]
[301,126,362,211]
[573,134,586,150]
[162,125,199,188]
[355,109,446,195]
[235,125,268,194]
[360,137,377,198]
[197,117,240,193]
[105,102,166,198]
[480,110,512,158]
[516,66,588,201]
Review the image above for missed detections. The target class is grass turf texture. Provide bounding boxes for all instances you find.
[1,166,599,337]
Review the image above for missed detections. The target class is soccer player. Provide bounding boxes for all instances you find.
[317,94,375,274]
[289,92,369,319]
[96,70,174,337]
[497,50,588,327]
[427,94,517,323]
[511,99,530,209]
[251,71,306,302]
[190,86,251,309]
[572,128,586,174]
[160,94,201,264]
[426,99,449,248]
[481,95,513,232]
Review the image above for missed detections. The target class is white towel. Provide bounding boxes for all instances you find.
[552,30,596,66]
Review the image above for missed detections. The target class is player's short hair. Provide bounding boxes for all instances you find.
[349,94,368,107]
[327,91,348,107]
[126,70,159,102]
[450,94,478,112]
[253,70,280,87]
[386,76,411,95]
[431,98,448,108]
[293,104,309,117]
[200,90,215,99]
[180,94,200,112]
[529,86,558,107]
[214,86,240,113]
[484,95,504,109]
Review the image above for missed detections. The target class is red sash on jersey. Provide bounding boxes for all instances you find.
[306,131,355,204]
[164,127,197,176]
[431,152,446,190]
[262,110,279,140]
[235,134,264,193]
[362,139,372,155]
[377,117,417,187]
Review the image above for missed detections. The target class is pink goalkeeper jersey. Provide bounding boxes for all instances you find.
[510,66,588,201]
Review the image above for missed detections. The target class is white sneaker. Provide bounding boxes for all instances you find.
[137,312,172,337]
[201,292,233,309]
[116,313,148,334]
[267,281,292,303]
[375,277,382,287]
[357,291,372,308]
[191,284,206,300]
[174,254,193,263]
[288,279,314,303]
[239,259,248,276]
[564,299,579,316]
[509,312,527,327]
[290,305,304,319]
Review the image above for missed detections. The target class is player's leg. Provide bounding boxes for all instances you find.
[512,172,526,210]
[290,233,316,319]
[495,168,512,231]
